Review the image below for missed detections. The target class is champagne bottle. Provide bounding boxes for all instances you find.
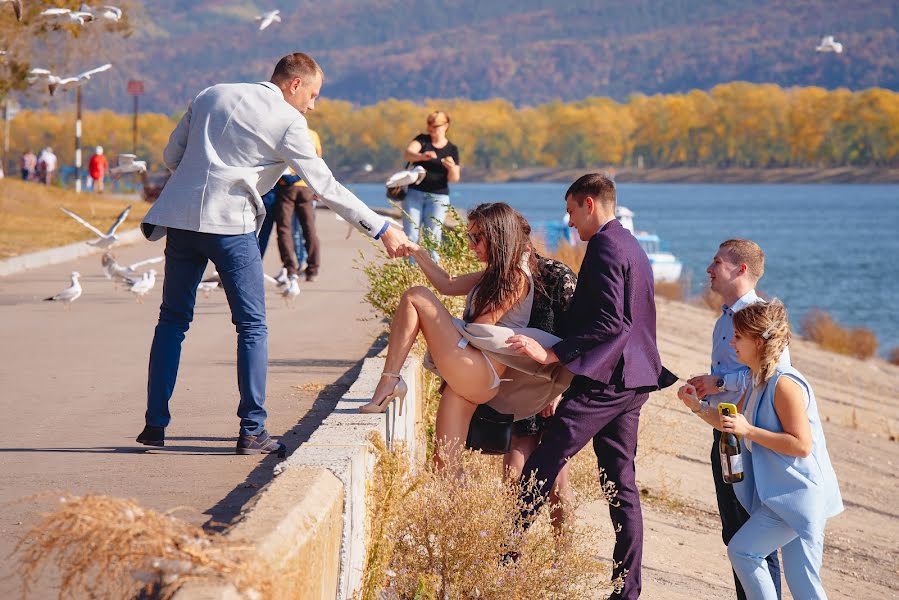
[719,406,744,484]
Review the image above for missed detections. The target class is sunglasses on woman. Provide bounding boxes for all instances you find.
[466,230,482,245]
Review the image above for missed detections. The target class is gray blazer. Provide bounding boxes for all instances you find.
[142,81,387,241]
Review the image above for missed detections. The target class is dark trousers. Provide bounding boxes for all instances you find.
[520,377,648,600]
[146,229,268,436]
[712,429,783,600]
[257,189,277,258]
[275,185,319,277]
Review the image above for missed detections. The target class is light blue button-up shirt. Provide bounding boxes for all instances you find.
[705,289,791,408]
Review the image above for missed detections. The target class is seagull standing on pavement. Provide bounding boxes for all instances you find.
[1,0,23,22]
[128,269,157,303]
[255,9,280,31]
[60,205,131,248]
[197,281,219,298]
[44,272,82,309]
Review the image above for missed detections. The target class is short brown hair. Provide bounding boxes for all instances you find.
[271,53,324,84]
[565,173,616,208]
[719,239,765,280]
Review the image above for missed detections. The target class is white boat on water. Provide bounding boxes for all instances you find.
[615,206,683,283]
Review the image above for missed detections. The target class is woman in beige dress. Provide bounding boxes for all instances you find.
[360,203,572,469]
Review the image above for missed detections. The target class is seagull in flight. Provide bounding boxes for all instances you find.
[110,153,147,175]
[60,205,131,248]
[1,0,23,22]
[101,252,163,283]
[40,7,95,25]
[815,35,843,53]
[255,9,281,31]
[44,272,82,309]
[49,63,112,95]
[79,4,123,22]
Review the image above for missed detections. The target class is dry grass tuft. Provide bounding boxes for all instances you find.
[654,280,688,302]
[801,309,879,360]
[0,179,150,258]
[361,434,616,600]
[13,494,273,600]
[888,347,899,366]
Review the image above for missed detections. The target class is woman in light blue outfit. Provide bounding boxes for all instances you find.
[684,300,842,599]
[402,111,460,261]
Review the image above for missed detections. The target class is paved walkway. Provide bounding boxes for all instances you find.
[0,213,383,597]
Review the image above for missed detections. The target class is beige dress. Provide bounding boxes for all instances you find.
[425,256,574,421]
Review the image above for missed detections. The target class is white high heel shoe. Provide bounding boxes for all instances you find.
[360,372,408,415]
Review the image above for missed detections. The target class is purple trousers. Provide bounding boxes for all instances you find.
[520,376,649,600]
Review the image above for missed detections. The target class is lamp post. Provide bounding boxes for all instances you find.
[75,86,83,192]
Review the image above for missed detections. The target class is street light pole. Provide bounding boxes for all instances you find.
[75,86,83,193]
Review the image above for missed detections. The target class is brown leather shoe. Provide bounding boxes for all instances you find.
[236,430,286,457]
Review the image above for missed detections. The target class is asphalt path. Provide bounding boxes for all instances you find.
[0,212,383,597]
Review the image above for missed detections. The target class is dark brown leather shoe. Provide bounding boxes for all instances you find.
[236,430,286,457]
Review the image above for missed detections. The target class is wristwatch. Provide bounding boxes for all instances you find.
[715,377,726,393]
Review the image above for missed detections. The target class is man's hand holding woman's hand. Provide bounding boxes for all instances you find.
[380,226,416,258]
[539,395,562,418]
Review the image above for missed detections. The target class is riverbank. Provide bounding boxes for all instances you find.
[340,165,899,185]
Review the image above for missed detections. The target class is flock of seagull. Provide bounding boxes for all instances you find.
[44,206,304,309]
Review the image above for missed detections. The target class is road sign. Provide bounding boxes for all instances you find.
[127,80,145,95]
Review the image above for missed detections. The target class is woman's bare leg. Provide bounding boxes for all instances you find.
[505,432,572,537]
[433,384,480,474]
[372,286,501,405]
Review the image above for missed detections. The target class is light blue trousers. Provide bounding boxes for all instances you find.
[728,504,827,600]
[402,188,449,262]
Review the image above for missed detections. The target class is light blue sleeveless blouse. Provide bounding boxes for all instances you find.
[734,366,843,539]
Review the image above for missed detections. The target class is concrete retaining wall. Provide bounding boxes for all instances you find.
[174,356,422,599]
[0,228,144,277]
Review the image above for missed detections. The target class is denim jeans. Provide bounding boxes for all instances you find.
[403,188,449,262]
[146,228,268,436]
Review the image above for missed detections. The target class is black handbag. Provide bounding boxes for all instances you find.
[466,404,514,455]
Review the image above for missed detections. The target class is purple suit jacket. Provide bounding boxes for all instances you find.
[552,219,662,389]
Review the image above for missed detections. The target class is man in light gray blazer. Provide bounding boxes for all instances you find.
[136,53,410,454]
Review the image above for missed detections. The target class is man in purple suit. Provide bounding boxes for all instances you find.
[508,173,663,599]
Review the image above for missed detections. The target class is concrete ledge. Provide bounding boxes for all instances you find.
[174,356,422,599]
[0,228,144,277]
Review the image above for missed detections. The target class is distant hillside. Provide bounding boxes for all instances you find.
[24,0,899,113]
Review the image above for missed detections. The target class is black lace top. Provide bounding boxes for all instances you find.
[527,255,577,336]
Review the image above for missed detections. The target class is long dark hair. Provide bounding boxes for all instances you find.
[466,203,538,320]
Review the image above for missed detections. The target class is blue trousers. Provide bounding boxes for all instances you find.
[728,504,827,600]
[146,228,268,436]
[402,188,449,262]
[712,430,782,599]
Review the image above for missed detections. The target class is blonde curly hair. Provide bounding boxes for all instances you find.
[732,299,791,385]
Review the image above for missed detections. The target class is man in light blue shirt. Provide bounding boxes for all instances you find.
[680,239,789,600]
